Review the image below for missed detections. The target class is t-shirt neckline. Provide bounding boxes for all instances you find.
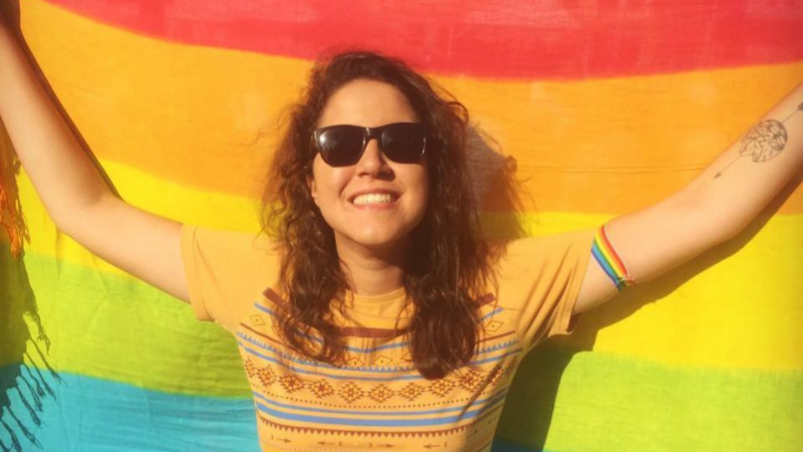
[349,286,406,306]
[346,286,410,319]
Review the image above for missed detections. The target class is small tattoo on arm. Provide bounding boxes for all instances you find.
[714,101,803,179]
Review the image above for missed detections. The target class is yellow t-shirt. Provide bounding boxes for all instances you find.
[180,224,596,452]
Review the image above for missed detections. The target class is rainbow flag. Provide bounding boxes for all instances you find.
[1,0,801,451]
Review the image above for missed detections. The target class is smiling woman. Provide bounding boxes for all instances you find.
[166,52,603,451]
[1,4,802,451]
[261,54,493,379]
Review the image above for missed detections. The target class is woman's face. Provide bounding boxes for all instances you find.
[309,79,430,252]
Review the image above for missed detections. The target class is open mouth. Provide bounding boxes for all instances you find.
[350,191,399,206]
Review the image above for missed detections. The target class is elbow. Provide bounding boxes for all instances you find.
[52,193,117,240]
[696,206,744,245]
[678,187,744,247]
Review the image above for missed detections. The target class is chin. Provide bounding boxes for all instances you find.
[340,229,410,249]
[355,232,403,247]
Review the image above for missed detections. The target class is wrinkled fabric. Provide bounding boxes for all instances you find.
[0,0,801,451]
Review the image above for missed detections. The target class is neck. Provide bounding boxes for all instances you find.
[335,236,410,296]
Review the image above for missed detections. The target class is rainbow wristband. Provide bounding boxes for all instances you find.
[591,224,635,291]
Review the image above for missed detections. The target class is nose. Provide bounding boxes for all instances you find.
[356,137,392,178]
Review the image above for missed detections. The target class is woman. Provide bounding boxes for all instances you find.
[1,12,801,452]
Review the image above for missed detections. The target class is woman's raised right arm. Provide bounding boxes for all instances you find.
[0,21,190,303]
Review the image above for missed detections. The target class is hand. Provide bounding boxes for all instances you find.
[0,1,21,35]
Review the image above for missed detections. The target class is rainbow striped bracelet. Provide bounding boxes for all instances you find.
[591,224,636,291]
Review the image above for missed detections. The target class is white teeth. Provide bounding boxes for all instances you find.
[352,193,394,205]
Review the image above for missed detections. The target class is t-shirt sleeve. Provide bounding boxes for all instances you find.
[495,228,597,354]
[180,223,280,334]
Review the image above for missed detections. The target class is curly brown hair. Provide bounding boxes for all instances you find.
[260,50,497,380]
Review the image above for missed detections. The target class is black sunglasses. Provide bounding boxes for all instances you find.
[312,122,429,167]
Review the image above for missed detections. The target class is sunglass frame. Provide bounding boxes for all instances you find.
[311,122,428,167]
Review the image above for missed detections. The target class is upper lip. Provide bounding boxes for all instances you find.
[348,189,400,202]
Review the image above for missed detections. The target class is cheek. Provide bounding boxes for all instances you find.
[318,175,349,201]
[407,168,431,212]
[312,160,351,201]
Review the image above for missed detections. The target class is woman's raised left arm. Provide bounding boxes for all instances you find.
[574,82,803,315]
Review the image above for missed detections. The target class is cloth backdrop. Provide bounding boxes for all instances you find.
[1,0,801,451]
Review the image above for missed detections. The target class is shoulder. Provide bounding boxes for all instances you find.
[180,224,283,331]
[181,224,280,263]
[496,229,596,273]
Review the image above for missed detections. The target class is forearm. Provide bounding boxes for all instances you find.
[0,24,115,230]
[683,82,803,239]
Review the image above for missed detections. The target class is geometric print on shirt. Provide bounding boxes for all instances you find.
[235,288,527,451]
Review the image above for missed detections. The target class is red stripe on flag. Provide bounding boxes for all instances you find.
[44,0,803,79]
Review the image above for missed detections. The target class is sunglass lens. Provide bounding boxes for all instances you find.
[381,124,426,163]
[318,126,364,166]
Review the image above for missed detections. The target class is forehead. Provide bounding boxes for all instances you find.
[317,79,420,129]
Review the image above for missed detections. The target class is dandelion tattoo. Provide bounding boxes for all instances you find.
[714,101,803,179]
